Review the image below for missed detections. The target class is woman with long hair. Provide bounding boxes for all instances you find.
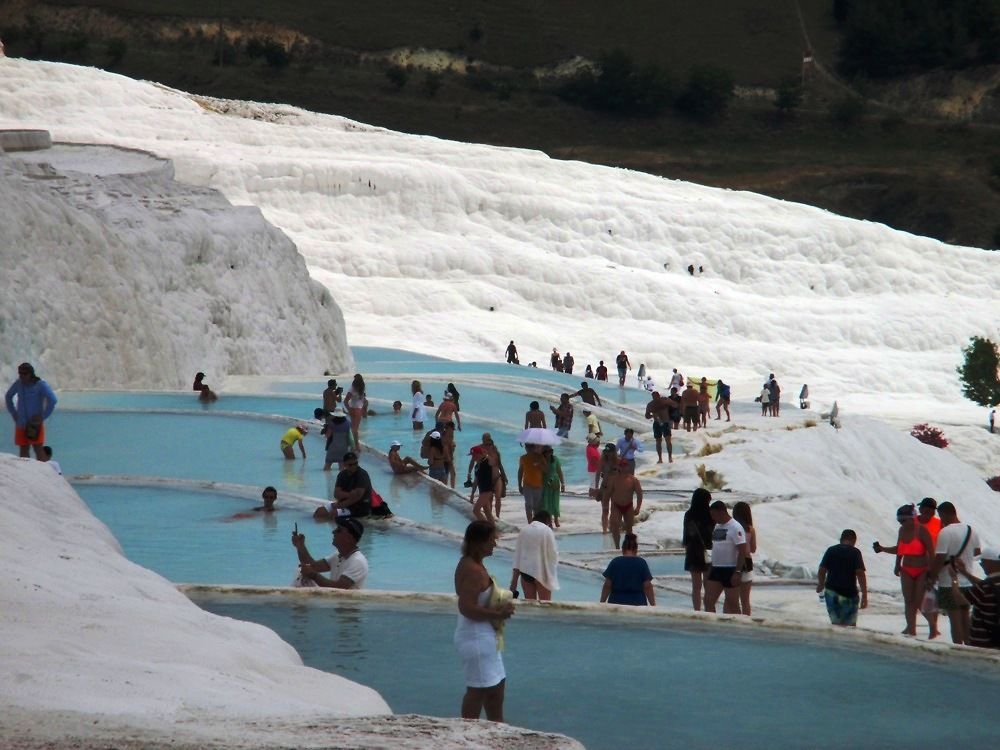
[445,382,461,412]
[540,445,565,528]
[874,504,935,637]
[454,521,514,722]
[682,487,715,611]
[600,533,655,606]
[732,501,757,616]
[344,373,367,449]
[426,431,448,484]
[410,379,426,431]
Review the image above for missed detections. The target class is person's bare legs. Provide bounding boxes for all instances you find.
[655,438,663,463]
[536,583,552,602]
[922,606,940,639]
[900,573,922,635]
[945,607,970,644]
[482,681,505,722]
[609,505,623,549]
[19,444,30,458]
[600,498,610,533]
[461,687,483,719]
[521,578,539,600]
[690,570,704,611]
[282,445,295,460]
[722,585,741,614]
[704,578,723,613]
[665,437,673,463]
[493,480,504,519]
[473,491,494,523]
[739,580,752,615]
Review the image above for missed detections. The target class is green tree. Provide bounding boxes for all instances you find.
[958,336,1000,406]
[774,78,803,115]
[675,65,734,121]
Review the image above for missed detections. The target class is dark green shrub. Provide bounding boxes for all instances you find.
[558,49,673,117]
[386,65,408,90]
[263,42,290,70]
[675,65,734,121]
[774,78,803,115]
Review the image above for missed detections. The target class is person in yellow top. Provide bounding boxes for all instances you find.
[280,424,308,460]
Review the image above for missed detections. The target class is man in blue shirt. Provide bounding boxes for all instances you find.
[5,362,58,459]
[615,428,643,471]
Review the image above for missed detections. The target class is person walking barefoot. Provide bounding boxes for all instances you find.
[873,504,935,637]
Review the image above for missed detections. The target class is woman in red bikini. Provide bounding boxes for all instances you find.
[873,504,935,637]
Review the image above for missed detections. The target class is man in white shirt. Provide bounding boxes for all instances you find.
[291,517,368,589]
[704,500,748,614]
[929,501,981,644]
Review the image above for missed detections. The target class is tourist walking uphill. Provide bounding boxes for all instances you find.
[6,362,57,459]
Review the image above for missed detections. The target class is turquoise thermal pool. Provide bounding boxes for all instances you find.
[191,594,1000,750]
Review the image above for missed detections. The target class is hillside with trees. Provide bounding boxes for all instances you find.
[3,0,998,249]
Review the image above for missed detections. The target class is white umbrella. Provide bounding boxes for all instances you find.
[518,427,562,446]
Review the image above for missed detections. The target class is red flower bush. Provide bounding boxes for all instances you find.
[910,423,948,449]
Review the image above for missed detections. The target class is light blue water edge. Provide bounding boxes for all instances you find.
[73,483,623,601]
[53,390,600,486]
[189,593,1000,750]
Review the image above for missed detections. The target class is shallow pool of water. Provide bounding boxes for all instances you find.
[74,484,609,600]
[49,411,474,532]
[191,594,1000,749]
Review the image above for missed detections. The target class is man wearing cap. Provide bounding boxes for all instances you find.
[603,461,643,550]
[292,518,368,589]
[929,501,982,644]
[388,441,427,474]
[322,406,354,471]
[517,445,548,523]
[6,362,58,459]
[435,392,462,431]
[949,547,1000,649]
[583,408,602,440]
[279,423,308,460]
[615,428,643,471]
[915,497,943,638]
[314,451,372,519]
[571,381,603,408]
[644,391,673,464]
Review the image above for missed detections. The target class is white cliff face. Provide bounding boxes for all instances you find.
[2,58,999,417]
[0,143,350,389]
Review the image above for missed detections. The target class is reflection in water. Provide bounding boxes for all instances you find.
[282,460,307,493]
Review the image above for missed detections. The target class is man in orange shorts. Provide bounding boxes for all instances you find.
[5,362,58,459]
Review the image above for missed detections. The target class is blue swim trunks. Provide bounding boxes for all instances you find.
[824,588,860,626]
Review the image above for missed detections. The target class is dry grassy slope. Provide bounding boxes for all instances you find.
[36,0,836,85]
[4,0,998,249]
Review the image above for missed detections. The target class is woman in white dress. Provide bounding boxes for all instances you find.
[454,521,514,721]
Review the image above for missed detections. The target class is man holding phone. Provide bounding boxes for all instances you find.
[291,517,368,589]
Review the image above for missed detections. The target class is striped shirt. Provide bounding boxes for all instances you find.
[965,573,1000,649]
